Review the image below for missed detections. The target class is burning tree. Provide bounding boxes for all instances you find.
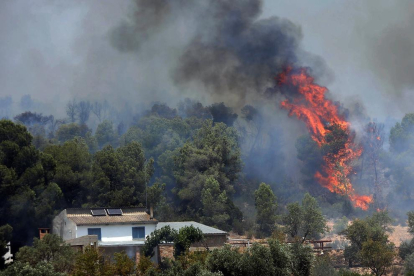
[277,67,372,210]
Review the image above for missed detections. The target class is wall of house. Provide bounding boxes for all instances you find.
[77,223,157,242]
[52,210,77,241]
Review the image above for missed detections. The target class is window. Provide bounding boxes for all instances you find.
[132,227,145,239]
[88,228,102,241]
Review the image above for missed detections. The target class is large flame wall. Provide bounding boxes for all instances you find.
[277,67,372,210]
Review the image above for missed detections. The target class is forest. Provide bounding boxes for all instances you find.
[1,97,414,275]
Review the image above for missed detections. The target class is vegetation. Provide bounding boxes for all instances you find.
[283,193,328,242]
[142,225,203,258]
[343,211,395,275]
[254,183,278,236]
[3,102,414,274]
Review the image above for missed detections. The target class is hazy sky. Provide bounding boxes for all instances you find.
[0,0,413,120]
[263,0,414,120]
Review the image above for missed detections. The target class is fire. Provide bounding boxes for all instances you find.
[277,67,372,210]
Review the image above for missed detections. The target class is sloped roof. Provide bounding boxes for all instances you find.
[157,221,227,235]
[65,208,157,226]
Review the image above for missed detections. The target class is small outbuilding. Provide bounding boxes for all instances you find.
[157,221,228,248]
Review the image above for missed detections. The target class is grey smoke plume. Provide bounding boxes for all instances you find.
[110,0,330,108]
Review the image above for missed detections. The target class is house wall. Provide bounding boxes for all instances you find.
[77,223,157,242]
[52,210,77,241]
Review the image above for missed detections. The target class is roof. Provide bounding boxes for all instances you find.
[157,221,227,235]
[65,208,157,226]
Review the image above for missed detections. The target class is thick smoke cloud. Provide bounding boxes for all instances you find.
[110,0,331,108]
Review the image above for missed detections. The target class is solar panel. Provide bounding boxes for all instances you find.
[91,209,106,216]
[107,208,123,216]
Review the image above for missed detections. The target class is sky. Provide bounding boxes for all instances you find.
[0,0,413,121]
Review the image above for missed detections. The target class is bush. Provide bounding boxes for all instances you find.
[206,245,241,276]
[289,242,314,276]
[268,239,291,275]
[405,253,414,275]
[400,239,414,260]
[0,261,66,276]
[137,255,154,276]
[312,255,337,276]
[239,243,275,276]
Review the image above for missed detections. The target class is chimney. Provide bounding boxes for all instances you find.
[38,228,50,240]
[150,206,154,220]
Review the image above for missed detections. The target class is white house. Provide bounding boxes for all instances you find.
[53,207,157,260]
[52,207,229,263]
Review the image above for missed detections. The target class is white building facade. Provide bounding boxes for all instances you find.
[53,207,157,260]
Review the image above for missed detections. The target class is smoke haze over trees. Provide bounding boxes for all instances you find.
[3,1,414,274]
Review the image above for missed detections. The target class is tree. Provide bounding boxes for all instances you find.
[91,101,103,122]
[201,178,231,231]
[301,193,328,241]
[359,239,395,276]
[15,234,76,273]
[0,261,66,276]
[174,120,242,227]
[178,99,212,119]
[361,122,385,208]
[72,246,113,276]
[283,202,303,239]
[77,101,91,125]
[239,243,275,276]
[14,112,53,138]
[343,212,392,267]
[113,251,135,276]
[66,100,77,123]
[208,103,238,126]
[254,183,277,236]
[0,120,57,250]
[174,226,204,257]
[142,226,176,257]
[404,253,414,276]
[268,239,292,276]
[142,225,203,258]
[408,211,414,234]
[44,138,92,207]
[206,245,242,276]
[95,120,118,148]
[148,103,178,119]
[283,193,327,242]
[311,255,337,276]
[289,242,314,276]
[88,142,154,207]
[295,135,324,190]
[55,123,90,143]
[387,114,414,211]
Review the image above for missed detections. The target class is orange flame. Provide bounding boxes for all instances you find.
[277,67,372,210]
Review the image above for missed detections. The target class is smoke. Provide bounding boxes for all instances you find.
[355,1,414,101]
[4,0,413,212]
[109,0,332,109]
